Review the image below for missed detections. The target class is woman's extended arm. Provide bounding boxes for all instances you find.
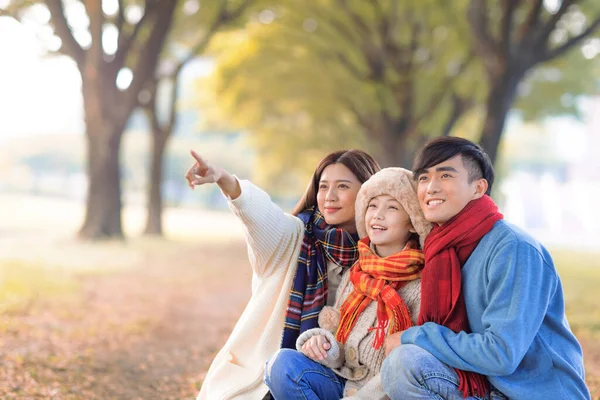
[185,150,303,278]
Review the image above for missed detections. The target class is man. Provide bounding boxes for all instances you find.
[381,137,589,400]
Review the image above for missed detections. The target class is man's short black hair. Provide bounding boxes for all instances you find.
[412,137,495,195]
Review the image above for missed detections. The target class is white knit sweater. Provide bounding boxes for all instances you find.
[197,179,344,400]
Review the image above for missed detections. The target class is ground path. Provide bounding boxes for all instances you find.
[0,239,251,399]
[1,238,598,399]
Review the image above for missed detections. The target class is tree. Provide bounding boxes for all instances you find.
[205,0,482,168]
[202,0,600,178]
[468,0,600,164]
[2,0,179,239]
[139,0,253,236]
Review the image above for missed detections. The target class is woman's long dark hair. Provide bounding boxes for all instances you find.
[291,149,381,216]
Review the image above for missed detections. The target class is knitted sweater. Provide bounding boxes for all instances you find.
[297,267,421,399]
[197,180,345,400]
[401,220,589,400]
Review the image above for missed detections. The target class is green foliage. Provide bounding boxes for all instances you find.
[198,0,599,177]
[201,0,485,172]
[508,2,600,120]
[164,0,256,65]
[516,52,600,121]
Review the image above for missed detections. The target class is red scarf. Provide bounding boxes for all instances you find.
[419,195,503,398]
[336,238,424,350]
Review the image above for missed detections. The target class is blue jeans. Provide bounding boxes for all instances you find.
[264,348,345,400]
[381,345,507,400]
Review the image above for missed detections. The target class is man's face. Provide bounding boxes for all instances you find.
[416,155,487,225]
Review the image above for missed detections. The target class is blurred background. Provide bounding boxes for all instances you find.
[0,0,599,398]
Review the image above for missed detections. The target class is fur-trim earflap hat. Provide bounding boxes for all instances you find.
[355,167,432,248]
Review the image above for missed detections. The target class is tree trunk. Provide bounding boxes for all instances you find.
[480,68,524,165]
[144,128,169,235]
[442,94,472,137]
[377,124,415,169]
[78,126,124,239]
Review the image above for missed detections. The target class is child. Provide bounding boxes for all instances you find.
[265,167,432,399]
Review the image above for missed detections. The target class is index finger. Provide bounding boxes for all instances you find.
[190,150,209,169]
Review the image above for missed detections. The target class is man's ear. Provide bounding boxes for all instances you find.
[473,178,488,199]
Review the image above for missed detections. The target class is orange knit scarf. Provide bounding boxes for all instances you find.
[336,238,424,349]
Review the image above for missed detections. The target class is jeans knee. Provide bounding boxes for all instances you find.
[383,344,424,375]
[265,348,308,388]
[381,345,427,397]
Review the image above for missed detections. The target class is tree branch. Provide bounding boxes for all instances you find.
[334,52,368,80]
[383,3,416,74]
[341,97,381,140]
[536,0,575,44]
[441,93,473,137]
[406,19,420,72]
[141,79,161,133]
[542,14,600,62]
[327,17,362,47]
[322,4,384,83]
[158,0,253,130]
[500,0,519,58]
[112,0,157,72]
[389,0,399,37]
[336,0,373,39]
[414,53,473,126]
[517,0,544,42]
[374,85,392,124]
[124,0,178,117]
[369,0,385,23]
[0,0,37,17]
[180,0,253,66]
[45,0,85,67]
[116,0,125,33]
[84,0,105,67]
[305,1,363,51]
[164,73,180,133]
[224,0,253,21]
[438,0,470,43]
[467,0,499,61]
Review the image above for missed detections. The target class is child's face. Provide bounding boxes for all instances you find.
[365,194,415,257]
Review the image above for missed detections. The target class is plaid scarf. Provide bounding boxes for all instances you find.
[280,207,359,349]
[419,195,503,398]
[336,238,424,350]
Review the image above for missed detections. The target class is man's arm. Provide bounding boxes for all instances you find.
[401,241,557,376]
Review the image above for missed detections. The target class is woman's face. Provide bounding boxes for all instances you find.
[316,163,362,233]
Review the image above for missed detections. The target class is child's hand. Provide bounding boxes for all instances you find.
[301,334,331,361]
[384,331,404,357]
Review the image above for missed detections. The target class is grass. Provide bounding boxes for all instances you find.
[1,244,599,339]
[0,261,80,315]
[552,248,600,338]
[2,244,599,337]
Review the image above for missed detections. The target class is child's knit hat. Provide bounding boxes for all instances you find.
[355,167,432,248]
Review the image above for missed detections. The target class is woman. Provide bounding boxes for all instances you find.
[186,149,381,400]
